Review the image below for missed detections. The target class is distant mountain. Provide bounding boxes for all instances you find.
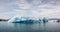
[0,19,9,21]
[48,18,60,20]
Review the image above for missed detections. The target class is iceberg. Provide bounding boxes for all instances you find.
[8,15,48,23]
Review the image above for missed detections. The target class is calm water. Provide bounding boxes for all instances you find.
[0,21,60,32]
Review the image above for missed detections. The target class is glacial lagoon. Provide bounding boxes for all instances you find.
[0,20,60,32]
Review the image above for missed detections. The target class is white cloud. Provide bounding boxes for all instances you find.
[16,0,32,9]
[0,0,60,19]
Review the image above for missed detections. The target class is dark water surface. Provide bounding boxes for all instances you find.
[0,21,60,32]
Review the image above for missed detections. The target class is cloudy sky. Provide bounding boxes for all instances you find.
[0,0,60,19]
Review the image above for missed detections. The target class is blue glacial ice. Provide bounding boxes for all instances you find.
[8,15,48,23]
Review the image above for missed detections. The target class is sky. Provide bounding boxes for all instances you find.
[0,0,60,19]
